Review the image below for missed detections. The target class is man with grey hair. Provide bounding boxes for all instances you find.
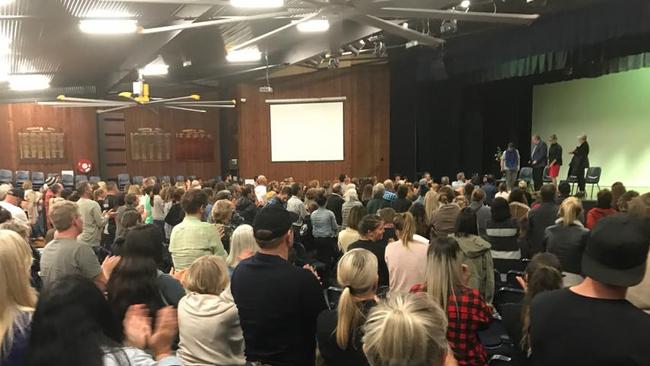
[326,183,345,226]
[367,183,389,215]
[383,179,397,202]
[0,183,12,201]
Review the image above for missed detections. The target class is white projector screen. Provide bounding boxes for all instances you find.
[270,101,344,162]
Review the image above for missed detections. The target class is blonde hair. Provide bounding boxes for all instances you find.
[227,224,259,268]
[394,212,416,247]
[425,237,464,311]
[558,197,582,226]
[211,199,233,224]
[423,189,440,222]
[363,293,449,366]
[21,180,32,190]
[0,230,37,358]
[49,200,79,231]
[335,248,378,349]
[0,220,31,240]
[183,255,229,295]
[127,184,141,195]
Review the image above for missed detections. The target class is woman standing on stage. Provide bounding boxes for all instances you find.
[568,134,590,194]
[547,134,563,187]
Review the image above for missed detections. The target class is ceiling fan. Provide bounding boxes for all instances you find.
[37,76,236,114]
[121,0,540,49]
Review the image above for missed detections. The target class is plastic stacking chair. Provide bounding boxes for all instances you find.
[117,174,130,191]
[0,169,12,185]
[542,166,552,183]
[32,172,45,189]
[15,170,30,187]
[518,167,533,186]
[585,167,602,199]
[61,174,74,189]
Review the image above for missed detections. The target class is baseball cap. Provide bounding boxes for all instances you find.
[253,205,298,241]
[8,187,25,199]
[582,214,650,287]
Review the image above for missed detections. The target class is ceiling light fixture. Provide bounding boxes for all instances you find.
[459,0,470,8]
[0,0,14,6]
[226,47,262,63]
[296,19,330,33]
[230,0,283,9]
[141,56,169,76]
[79,19,138,34]
[8,74,50,91]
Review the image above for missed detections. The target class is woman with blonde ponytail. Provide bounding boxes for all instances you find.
[411,236,492,366]
[385,212,429,294]
[0,230,37,366]
[317,249,378,366]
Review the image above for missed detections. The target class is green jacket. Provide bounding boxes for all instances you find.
[453,234,495,303]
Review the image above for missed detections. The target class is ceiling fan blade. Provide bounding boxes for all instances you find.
[168,100,236,105]
[37,102,134,108]
[165,106,207,113]
[374,7,539,25]
[354,14,444,46]
[53,96,133,105]
[230,11,322,51]
[97,105,136,114]
[140,11,292,34]
[146,95,201,105]
[167,104,236,108]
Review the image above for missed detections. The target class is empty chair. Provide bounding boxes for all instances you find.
[61,174,74,189]
[518,167,533,185]
[542,166,552,183]
[324,286,343,310]
[117,174,130,191]
[89,176,101,184]
[566,175,578,194]
[74,175,88,185]
[132,176,144,185]
[175,175,185,184]
[15,171,30,187]
[32,172,45,189]
[585,166,602,199]
[0,169,13,185]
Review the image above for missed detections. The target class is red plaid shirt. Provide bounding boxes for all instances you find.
[410,284,491,366]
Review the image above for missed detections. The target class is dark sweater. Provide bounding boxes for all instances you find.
[348,239,389,288]
[486,218,520,253]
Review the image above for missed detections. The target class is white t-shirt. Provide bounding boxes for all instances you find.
[254,185,267,202]
[0,201,28,224]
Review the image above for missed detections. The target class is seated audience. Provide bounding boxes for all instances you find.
[527,184,559,256]
[530,214,650,366]
[26,276,180,366]
[586,189,617,229]
[543,197,589,286]
[481,175,497,205]
[40,201,110,290]
[338,205,365,253]
[385,213,429,294]
[508,188,530,221]
[178,255,246,366]
[557,181,571,202]
[378,207,397,242]
[626,193,650,313]
[382,180,398,202]
[226,224,260,276]
[349,215,390,289]
[341,188,363,228]
[360,184,373,206]
[363,293,455,366]
[469,189,491,235]
[495,182,509,201]
[617,190,640,213]
[453,208,494,303]
[231,205,327,366]
[0,230,37,366]
[486,197,521,259]
[411,236,492,366]
[391,184,412,213]
[517,180,533,206]
[610,181,626,211]
[170,189,226,271]
[409,203,431,239]
[317,249,378,366]
[500,253,562,365]
[429,186,461,238]
[326,183,345,225]
[414,179,429,205]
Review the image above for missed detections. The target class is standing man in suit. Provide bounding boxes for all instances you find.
[530,135,548,191]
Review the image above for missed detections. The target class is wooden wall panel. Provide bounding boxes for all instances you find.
[0,104,98,175]
[123,108,221,179]
[237,64,390,183]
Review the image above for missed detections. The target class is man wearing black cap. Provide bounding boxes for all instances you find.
[530,214,650,366]
[231,205,327,366]
[0,187,28,224]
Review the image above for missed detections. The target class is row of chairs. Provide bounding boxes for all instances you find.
[518,166,602,198]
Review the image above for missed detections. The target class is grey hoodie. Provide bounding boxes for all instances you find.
[453,234,495,303]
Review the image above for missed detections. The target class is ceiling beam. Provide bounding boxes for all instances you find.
[98,4,216,95]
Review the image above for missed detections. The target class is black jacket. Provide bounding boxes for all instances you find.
[326,194,345,225]
[548,143,563,166]
[531,141,548,167]
[569,141,590,174]
[527,202,559,256]
[236,197,258,225]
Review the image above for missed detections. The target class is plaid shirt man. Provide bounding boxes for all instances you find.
[411,284,492,365]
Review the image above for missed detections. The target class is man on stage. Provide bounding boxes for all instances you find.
[530,135,548,191]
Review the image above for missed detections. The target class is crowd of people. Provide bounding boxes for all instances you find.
[0,168,648,366]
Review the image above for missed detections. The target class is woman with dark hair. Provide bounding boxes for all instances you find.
[411,236,492,366]
[453,208,494,303]
[486,197,521,259]
[360,184,373,207]
[408,203,430,239]
[26,276,179,366]
[610,182,626,211]
[108,225,184,324]
[235,185,258,225]
[391,185,412,213]
[429,186,460,238]
[500,253,562,366]
[349,215,389,288]
[508,188,530,221]
[617,190,640,213]
[586,189,617,229]
[463,182,475,202]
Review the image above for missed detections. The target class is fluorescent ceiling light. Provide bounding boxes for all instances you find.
[296,19,330,33]
[226,47,262,63]
[141,56,169,76]
[231,0,283,9]
[79,19,138,34]
[0,0,14,6]
[459,0,471,8]
[8,74,50,91]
